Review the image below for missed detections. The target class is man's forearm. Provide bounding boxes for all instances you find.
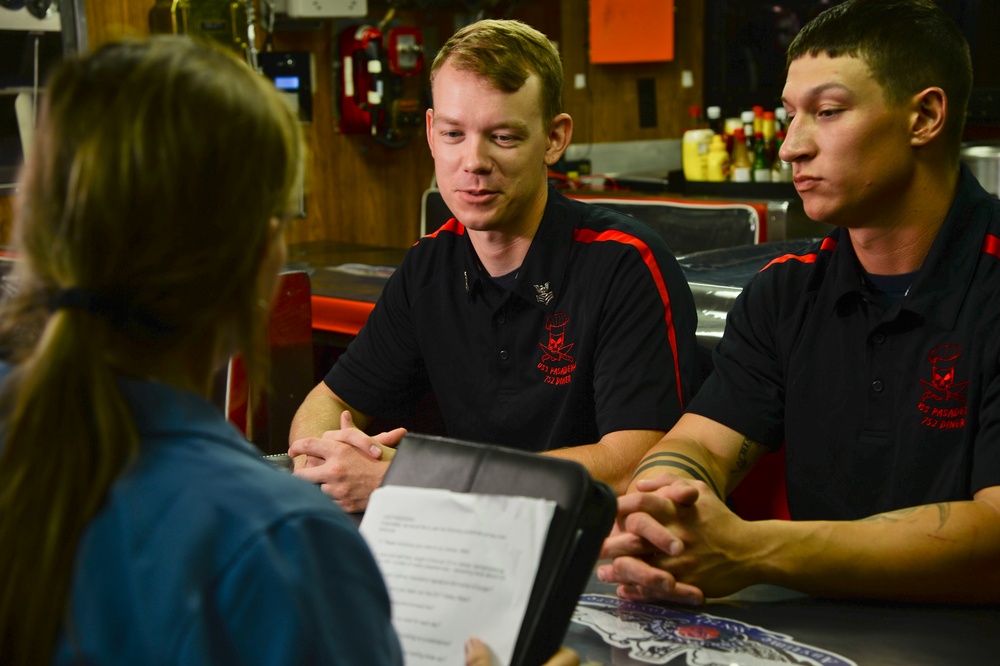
[626,414,770,496]
[751,496,1000,603]
[545,430,664,495]
[629,450,726,498]
[626,438,733,496]
[288,382,362,444]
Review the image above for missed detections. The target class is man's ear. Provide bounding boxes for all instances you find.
[544,113,573,166]
[425,108,436,158]
[910,87,947,147]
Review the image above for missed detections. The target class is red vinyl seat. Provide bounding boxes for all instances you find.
[214,270,314,455]
[729,445,790,521]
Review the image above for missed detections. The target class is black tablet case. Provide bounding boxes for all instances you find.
[379,433,617,666]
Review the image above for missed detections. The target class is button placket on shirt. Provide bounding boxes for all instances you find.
[859,322,894,439]
[859,313,897,445]
[495,304,512,368]
[869,328,888,393]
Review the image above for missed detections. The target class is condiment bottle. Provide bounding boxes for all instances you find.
[706,105,724,135]
[771,129,793,183]
[752,130,771,182]
[682,128,715,182]
[740,110,755,151]
[706,134,730,182]
[731,127,753,183]
[762,111,777,164]
[774,107,788,134]
[723,117,742,156]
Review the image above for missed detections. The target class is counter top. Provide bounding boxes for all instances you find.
[285,241,406,336]
[566,575,1000,665]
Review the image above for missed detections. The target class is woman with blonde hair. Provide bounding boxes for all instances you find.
[0,36,401,664]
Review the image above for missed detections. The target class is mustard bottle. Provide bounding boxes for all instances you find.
[706,134,730,182]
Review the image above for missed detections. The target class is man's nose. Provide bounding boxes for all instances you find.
[779,116,812,163]
[462,136,492,173]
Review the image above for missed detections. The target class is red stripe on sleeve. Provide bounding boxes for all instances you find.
[982,233,1000,260]
[759,236,838,273]
[573,227,686,410]
[416,218,465,245]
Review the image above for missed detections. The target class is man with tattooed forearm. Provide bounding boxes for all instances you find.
[598,0,1000,606]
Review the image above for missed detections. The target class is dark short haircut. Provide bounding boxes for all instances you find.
[430,19,563,127]
[787,0,972,150]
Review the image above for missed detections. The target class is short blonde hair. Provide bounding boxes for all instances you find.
[430,19,564,126]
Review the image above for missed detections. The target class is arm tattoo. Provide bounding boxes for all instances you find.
[859,503,952,532]
[630,452,723,499]
[732,437,763,474]
[934,502,951,532]
[859,506,920,523]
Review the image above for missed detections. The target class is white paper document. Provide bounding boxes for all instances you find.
[359,485,557,666]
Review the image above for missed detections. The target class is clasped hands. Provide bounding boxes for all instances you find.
[597,473,756,605]
[289,413,579,665]
[288,410,406,512]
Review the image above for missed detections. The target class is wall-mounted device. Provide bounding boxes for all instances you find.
[1,1,63,189]
[259,51,313,122]
[149,0,251,61]
[386,26,422,75]
[283,0,366,19]
[0,2,61,28]
[337,24,382,136]
[336,23,423,147]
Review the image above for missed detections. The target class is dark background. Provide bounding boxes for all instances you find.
[703,0,1000,127]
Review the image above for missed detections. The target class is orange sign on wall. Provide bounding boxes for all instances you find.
[589,0,675,64]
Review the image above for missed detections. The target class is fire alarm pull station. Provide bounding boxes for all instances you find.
[336,23,424,146]
[284,0,366,18]
[387,26,423,75]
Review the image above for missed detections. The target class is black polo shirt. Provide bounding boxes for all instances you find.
[326,186,699,452]
[691,165,1000,520]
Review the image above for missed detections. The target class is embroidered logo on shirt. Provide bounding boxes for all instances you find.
[534,282,554,305]
[537,312,576,386]
[917,343,969,430]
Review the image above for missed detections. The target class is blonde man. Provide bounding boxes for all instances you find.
[290,20,700,511]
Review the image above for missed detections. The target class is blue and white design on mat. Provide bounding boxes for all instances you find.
[573,595,857,666]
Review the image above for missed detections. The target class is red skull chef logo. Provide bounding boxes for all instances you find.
[920,343,968,402]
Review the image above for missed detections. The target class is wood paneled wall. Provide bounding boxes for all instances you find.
[0,0,704,248]
[270,21,435,248]
[561,0,704,145]
[85,0,154,42]
[0,195,11,245]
